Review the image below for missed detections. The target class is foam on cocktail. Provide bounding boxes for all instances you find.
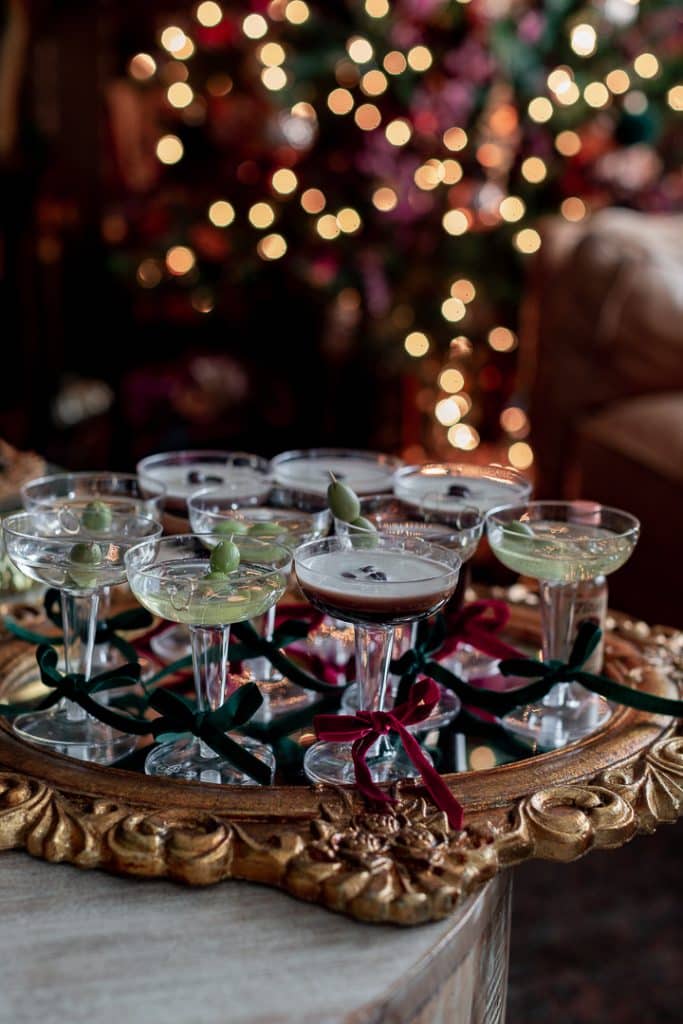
[394,466,530,514]
[296,549,456,621]
[273,455,395,495]
[146,463,270,501]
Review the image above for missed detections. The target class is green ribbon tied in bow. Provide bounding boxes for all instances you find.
[230,619,344,695]
[148,684,271,785]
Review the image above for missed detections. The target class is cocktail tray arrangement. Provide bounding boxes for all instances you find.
[0,452,681,925]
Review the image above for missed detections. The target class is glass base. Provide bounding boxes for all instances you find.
[442,643,499,681]
[12,708,138,764]
[341,680,460,732]
[144,734,275,785]
[304,739,429,786]
[503,687,613,750]
[149,624,192,663]
[250,677,315,723]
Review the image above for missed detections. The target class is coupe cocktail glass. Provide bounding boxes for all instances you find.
[125,534,291,784]
[138,451,271,664]
[270,448,402,504]
[188,488,330,718]
[295,534,461,785]
[394,463,532,679]
[22,472,166,673]
[2,507,161,763]
[335,497,483,729]
[486,501,640,747]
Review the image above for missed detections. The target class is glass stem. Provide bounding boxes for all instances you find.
[356,623,393,757]
[251,604,278,684]
[538,581,578,707]
[60,591,99,723]
[190,624,230,759]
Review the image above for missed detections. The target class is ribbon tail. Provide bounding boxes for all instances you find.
[351,734,395,806]
[395,724,464,831]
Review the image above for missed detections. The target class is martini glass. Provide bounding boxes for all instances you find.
[394,463,532,679]
[188,487,330,718]
[486,501,640,748]
[295,534,461,785]
[2,508,161,763]
[22,472,166,674]
[125,534,291,784]
[335,497,483,730]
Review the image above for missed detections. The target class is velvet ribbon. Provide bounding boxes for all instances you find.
[230,619,347,695]
[314,678,464,830]
[442,599,523,660]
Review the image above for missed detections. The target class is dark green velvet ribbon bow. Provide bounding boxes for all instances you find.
[147,684,271,785]
[230,619,345,695]
[402,621,683,719]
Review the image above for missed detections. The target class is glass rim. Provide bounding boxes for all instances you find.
[485,500,641,538]
[188,491,329,525]
[2,509,163,545]
[21,471,168,504]
[124,532,294,582]
[137,449,270,474]
[394,461,532,488]
[270,447,404,470]
[293,533,462,583]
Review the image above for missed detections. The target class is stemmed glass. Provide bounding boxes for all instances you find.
[334,496,483,729]
[137,450,271,663]
[295,534,461,785]
[187,487,330,718]
[270,448,402,504]
[486,501,640,747]
[2,505,161,763]
[125,534,291,784]
[21,472,167,673]
[394,462,532,680]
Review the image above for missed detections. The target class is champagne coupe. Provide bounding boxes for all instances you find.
[295,534,461,785]
[187,486,330,718]
[137,450,271,664]
[394,462,532,679]
[3,503,161,763]
[125,534,291,784]
[22,472,166,674]
[486,500,640,747]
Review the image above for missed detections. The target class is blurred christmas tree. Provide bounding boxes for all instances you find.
[107,0,682,465]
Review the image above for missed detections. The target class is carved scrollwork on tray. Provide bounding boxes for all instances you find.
[0,602,681,925]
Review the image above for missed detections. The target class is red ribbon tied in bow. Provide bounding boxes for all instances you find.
[314,678,464,831]
[444,599,522,661]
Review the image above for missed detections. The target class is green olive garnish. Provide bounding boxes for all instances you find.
[210,539,240,574]
[247,521,283,537]
[213,519,249,536]
[349,515,377,533]
[82,500,112,532]
[327,475,361,523]
[68,541,103,588]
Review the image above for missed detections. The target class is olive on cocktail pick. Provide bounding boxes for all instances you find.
[209,539,240,574]
[327,473,361,523]
[68,541,103,588]
[82,500,112,532]
[213,519,249,537]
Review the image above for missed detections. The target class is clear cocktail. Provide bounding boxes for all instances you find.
[271,448,402,500]
[486,501,640,747]
[125,534,291,784]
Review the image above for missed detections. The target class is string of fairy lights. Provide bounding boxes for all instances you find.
[121,0,681,470]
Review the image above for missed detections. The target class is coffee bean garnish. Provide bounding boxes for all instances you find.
[359,565,376,573]
[447,484,471,497]
[341,571,357,579]
[187,471,223,485]
[368,571,388,581]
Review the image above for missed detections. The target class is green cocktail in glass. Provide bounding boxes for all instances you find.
[486,501,640,747]
[125,534,291,784]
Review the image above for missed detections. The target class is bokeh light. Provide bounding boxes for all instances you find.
[166,245,196,275]
[128,53,156,80]
[404,331,430,357]
[208,200,235,226]
[196,2,222,27]
[439,368,465,393]
[248,202,276,228]
[508,442,534,469]
[257,233,287,260]
[156,135,184,164]
[488,326,518,351]
[513,228,542,254]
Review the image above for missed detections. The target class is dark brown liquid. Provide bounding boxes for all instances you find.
[298,580,454,625]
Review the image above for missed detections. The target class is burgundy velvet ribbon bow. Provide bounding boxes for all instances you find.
[314,678,464,830]
[443,599,523,661]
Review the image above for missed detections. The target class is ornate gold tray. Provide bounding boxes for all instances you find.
[0,602,681,925]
